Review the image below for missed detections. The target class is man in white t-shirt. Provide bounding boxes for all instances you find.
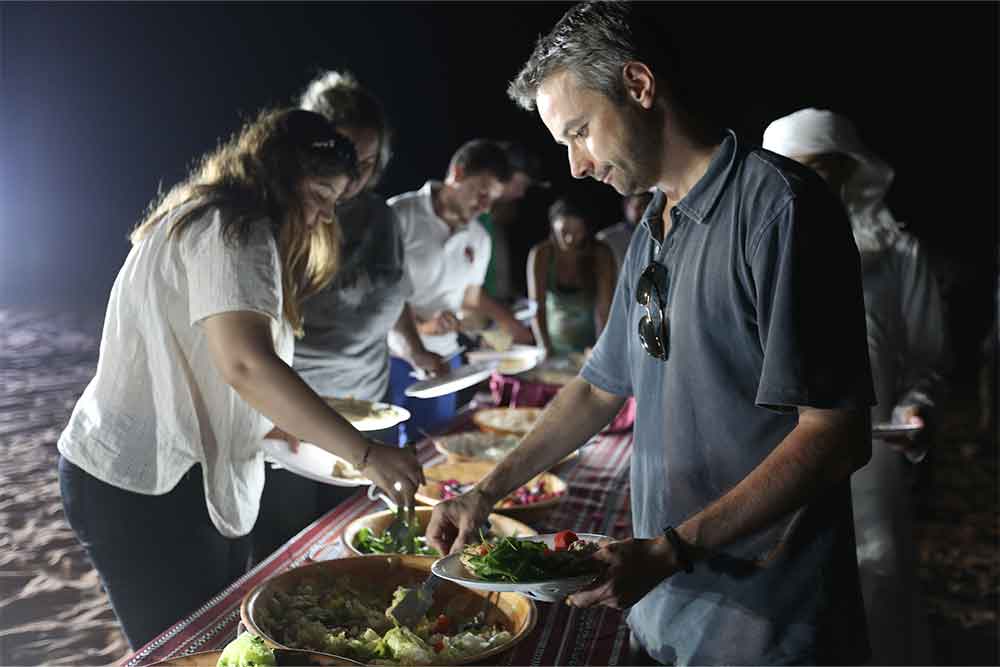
[388,139,533,441]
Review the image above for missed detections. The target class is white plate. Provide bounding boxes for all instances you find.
[431,533,609,602]
[405,360,499,399]
[261,438,371,487]
[466,345,545,376]
[323,399,411,432]
[511,298,538,323]
[872,422,924,438]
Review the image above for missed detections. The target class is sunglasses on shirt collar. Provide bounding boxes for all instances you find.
[636,261,671,360]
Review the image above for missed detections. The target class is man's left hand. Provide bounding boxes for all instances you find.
[411,349,451,378]
[883,404,933,462]
[566,537,679,610]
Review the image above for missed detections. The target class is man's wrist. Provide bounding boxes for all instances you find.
[471,480,504,508]
[663,526,695,573]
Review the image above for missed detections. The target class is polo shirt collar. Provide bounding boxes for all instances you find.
[641,129,739,233]
[418,180,452,234]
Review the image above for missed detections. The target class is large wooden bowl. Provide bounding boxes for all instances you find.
[149,648,361,666]
[241,555,536,666]
[148,652,224,667]
[417,461,566,521]
[343,507,537,557]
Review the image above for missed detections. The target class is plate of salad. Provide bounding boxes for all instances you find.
[343,507,537,557]
[431,531,609,602]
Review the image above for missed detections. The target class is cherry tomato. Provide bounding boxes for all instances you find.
[553,530,578,551]
[432,614,450,634]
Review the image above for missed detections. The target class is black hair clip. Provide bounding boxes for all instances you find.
[311,133,359,180]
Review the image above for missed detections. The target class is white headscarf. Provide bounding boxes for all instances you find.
[762,108,901,255]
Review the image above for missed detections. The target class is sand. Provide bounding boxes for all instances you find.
[0,305,995,666]
[0,308,128,666]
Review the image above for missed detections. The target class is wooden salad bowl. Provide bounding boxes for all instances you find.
[148,648,362,666]
[342,506,537,557]
[240,555,537,666]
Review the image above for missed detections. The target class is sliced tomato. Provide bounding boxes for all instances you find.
[434,639,445,653]
[553,530,579,551]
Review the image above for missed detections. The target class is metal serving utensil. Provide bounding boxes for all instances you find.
[366,484,414,549]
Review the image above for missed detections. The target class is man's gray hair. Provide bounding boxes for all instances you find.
[508,1,662,111]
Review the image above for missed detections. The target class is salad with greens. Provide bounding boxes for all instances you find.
[216,632,275,667]
[255,580,511,665]
[354,526,438,556]
[460,531,601,583]
[353,507,438,556]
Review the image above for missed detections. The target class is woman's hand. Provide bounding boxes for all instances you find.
[360,443,425,508]
[264,426,300,453]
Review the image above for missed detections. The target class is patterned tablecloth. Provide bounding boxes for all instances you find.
[121,416,635,666]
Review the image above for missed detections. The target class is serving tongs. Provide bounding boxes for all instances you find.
[386,522,493,628]
[366,484,416,549]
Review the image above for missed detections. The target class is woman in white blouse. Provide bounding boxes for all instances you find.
[56,109,424,649]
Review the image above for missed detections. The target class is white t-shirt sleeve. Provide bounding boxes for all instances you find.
[179,209,284,327]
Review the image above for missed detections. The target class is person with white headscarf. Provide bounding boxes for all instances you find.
[764,108,951,665]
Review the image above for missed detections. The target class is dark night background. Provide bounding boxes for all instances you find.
[1,1,997,377]
[0,5,998,664]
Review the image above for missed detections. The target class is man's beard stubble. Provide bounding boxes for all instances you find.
[620,102,664,194]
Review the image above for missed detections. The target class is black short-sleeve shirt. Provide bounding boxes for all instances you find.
[582,131,874,665]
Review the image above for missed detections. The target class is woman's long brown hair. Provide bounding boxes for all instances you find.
[130,109,357,336]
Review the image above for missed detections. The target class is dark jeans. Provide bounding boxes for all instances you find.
[388,354,463,444]
[251,464,357,564]
[58,455,251,650]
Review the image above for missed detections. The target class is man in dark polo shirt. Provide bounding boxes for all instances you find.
[426,2,874,664]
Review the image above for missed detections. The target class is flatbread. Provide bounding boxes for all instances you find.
[472,407,543,436]
[322,397,408,431]
[481,328,514,353]
[331,456,365,480]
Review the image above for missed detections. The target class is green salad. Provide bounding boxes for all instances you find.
[460,531,601,583]
[217,632,275,667]
[255,580,511,665]
[353,520,438,556]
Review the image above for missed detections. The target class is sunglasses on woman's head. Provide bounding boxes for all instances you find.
[636,261,670,360]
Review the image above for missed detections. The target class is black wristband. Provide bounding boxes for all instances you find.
[357,442,373,470]
[663,526,695,573]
